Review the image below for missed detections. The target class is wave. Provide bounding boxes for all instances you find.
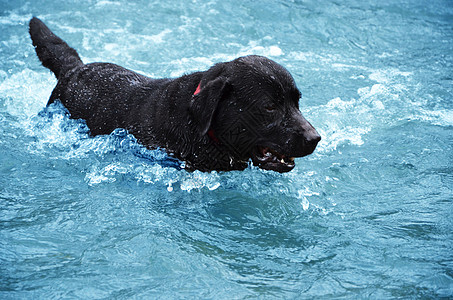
[1,50,449,211]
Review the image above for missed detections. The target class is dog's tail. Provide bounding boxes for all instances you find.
[29,17,83,79]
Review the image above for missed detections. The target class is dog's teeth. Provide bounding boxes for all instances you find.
[281,158,285,164]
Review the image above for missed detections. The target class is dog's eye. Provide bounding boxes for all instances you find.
[264,103,277,112]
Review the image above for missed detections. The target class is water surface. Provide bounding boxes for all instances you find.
[1,0,452,298]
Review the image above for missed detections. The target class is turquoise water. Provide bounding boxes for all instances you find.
[1,0,452,298]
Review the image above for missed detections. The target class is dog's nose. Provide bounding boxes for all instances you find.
[304,131,321,153]
[306,132,321,145]
[291,111,321,156]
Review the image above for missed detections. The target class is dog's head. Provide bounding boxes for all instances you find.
[190,55,320,173]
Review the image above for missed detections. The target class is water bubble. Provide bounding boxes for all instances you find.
[301,197,310,211]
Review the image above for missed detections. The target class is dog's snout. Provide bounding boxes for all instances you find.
[305,131,321,145]
[298,114,320,144]
[290,111,321,156]
[303,129,320,155]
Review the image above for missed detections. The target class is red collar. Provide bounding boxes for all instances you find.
[193,82,201,96]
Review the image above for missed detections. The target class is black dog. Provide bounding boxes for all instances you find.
[29,17,320,173]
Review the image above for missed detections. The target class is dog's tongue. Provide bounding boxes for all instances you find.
[261,147,274,160]
[259,147,293,164]
[252,146,295,172]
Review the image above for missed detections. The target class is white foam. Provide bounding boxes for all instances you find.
[94,0,121,7]
[168,42,284,77]
[307,67,411,154]
[180,171,221,192]
[143,29,172,44]
[0,12,31,25]
[85,165,118,185]
[410,109,453,127]
[0,69,55,118]
[297,188,321,211]
[331,63,368,71]
[288,51,341,64]
[309,95,374,153]
[238,43,283,57]
[369,69,412,84]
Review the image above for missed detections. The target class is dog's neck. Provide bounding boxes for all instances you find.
[192,81,221,145]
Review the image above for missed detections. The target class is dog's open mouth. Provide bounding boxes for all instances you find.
[251,146,296,173]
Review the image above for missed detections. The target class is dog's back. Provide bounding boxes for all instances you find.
[29,17,159,136]
[28,17,320,172]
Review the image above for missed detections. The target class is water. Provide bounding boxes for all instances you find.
[1,0,452,298]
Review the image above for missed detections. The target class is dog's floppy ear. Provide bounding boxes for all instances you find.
[190,65,230,136]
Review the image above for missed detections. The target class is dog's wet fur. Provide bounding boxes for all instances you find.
[29,17,320,173]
